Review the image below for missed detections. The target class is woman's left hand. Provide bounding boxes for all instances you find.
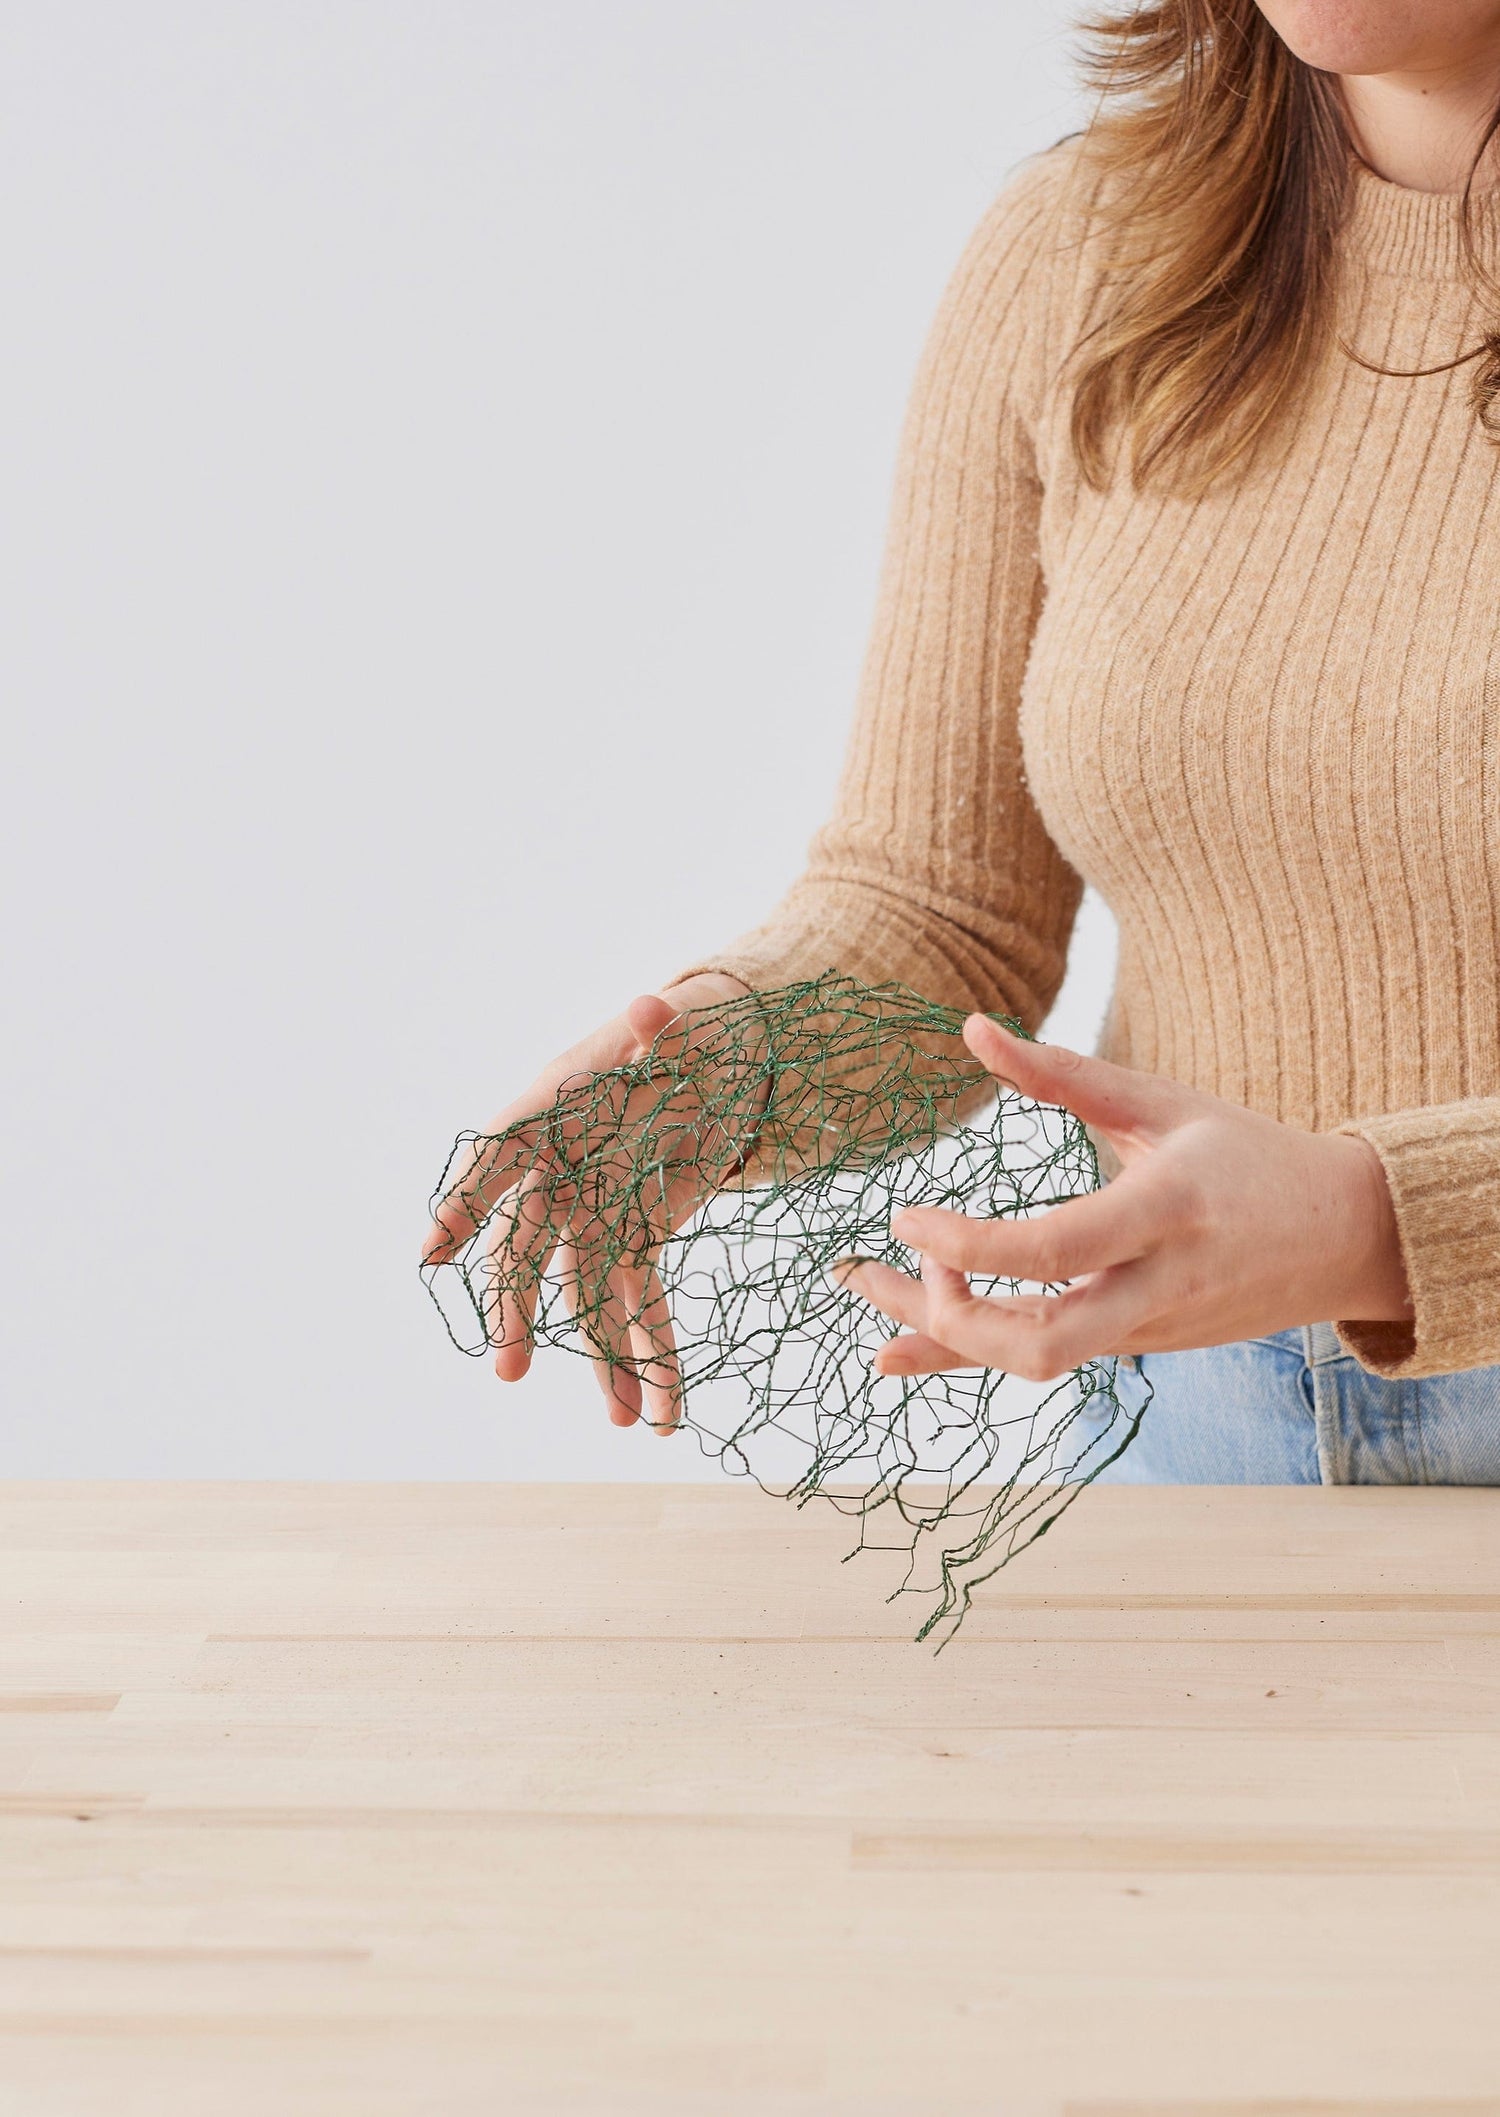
[835,1015,1414,1385]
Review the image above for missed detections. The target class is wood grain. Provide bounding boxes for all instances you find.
[0,1481,1497,2115]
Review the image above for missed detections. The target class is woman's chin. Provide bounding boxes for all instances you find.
[1253,0,1462,80]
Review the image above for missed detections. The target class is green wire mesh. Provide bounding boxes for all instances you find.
[424,973,1145,1643]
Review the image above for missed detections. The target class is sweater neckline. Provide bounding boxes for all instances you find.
[1345,162,1500,281]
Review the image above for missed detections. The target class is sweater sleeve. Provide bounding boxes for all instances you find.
[680,150,1084,1028]
[1335,1100,1500,1378]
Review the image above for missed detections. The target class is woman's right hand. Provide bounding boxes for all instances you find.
[420,971,756,1435]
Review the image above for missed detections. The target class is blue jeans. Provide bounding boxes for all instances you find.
[1079,1325,1500,1484]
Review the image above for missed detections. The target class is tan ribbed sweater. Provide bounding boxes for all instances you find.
[695,142,1500,1381]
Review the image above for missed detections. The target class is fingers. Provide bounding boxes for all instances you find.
[424,1124,542,1265]
[559,1238,643,1426]
[829,1255,930,1332]
[422,1002,664,1267]
[874,1330,987,1377]
[492,1183,682,1429]
[829,1256,976,1378]
[426,984,726,1269]
[625,991,680,1050]
[892,1169,1163,1287]
[838,1234,1160,1384]
[573,1247,682,1437]
[964,1015,1189,1145]
[915,1257,1152,1383]
[634,972,751,1060]
[622,1178,685,1435]
[428,972,752,1408]
[424,996,674,1296]
[482,1172,567,1381]
[625,1262,683,1436]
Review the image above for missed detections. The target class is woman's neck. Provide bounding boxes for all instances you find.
[1341,49,1500,193]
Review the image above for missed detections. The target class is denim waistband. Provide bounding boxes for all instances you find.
[1128,1326,1346,1372]
[1095,1326,1500,1486]
[1302,1321,1346,1369]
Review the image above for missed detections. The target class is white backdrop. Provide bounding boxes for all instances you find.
[2,1,1113,1479]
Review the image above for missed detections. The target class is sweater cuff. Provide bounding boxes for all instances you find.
[1334,1099,1500,1379]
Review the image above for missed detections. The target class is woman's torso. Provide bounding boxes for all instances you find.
[1020,169,1500,1136]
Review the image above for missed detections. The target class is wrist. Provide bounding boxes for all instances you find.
[1328,1132,1413,1324]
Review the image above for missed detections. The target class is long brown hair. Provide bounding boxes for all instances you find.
[1070,1,1500,493]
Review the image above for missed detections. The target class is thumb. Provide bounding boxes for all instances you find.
[964,1014,1184,1143]
[625,992,680,1053]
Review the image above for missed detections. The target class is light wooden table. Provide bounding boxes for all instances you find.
[1,1482,1499,2115]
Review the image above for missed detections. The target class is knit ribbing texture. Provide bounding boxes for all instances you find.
[688,143,1500,1379]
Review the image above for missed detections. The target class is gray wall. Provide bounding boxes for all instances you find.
[2,1,1111,1479]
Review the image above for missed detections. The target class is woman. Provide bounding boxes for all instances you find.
[427,0,1500,1484]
